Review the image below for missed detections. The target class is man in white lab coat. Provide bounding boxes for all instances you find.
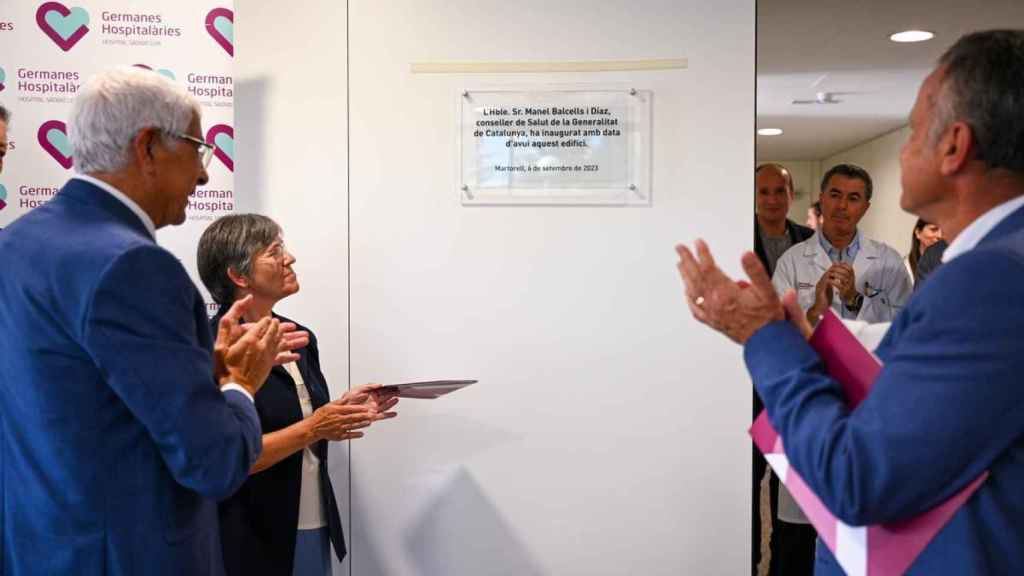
[773,163,912,324]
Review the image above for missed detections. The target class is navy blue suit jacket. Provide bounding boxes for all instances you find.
[745,203,1024,573]
[212,313,346,576]
[0,178,261,575]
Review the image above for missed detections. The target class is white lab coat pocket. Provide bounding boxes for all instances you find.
[796,280,817,311]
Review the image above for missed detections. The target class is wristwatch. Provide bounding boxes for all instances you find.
[845,292,864,313]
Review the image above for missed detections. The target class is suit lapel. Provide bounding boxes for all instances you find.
[851,237,880,292]
[806,233,832,276]
[786,220,802,244]
[275,349,325,409]
[271,364,292,385]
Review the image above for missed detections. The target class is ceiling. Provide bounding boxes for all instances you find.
[756,0,1024,161]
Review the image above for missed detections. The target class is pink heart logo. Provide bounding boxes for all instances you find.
[38,120,73,170]
[205,8,234,57]
[206,124,234,172]
[36,2,90,52]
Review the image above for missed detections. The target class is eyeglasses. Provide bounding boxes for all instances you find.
[261,240,290,263]
[168,132,215,168]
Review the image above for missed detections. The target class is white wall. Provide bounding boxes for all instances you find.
[237,1,756,574]
[824,126,916,257]
[347,1,753,574]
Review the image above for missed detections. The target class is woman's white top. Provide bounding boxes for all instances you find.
[284,362,327,530]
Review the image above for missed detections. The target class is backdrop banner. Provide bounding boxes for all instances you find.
[0,1,236,311]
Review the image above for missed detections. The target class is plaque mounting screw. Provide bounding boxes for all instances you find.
[629,88,637,96]
[462,91,470,99]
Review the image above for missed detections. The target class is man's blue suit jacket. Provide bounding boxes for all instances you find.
[745,203,1024,574]
[0,178,261,575]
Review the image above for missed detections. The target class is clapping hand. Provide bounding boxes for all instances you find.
[675,240,784,344]
[674,240,811,344]
[220,315,280,396]
[213,295,310,394]
[807,269,835,327]
[826,262,858,304]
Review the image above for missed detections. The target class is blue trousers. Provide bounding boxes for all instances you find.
[293,527,331,576]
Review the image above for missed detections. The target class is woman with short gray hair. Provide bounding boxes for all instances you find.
[198,213,399,576]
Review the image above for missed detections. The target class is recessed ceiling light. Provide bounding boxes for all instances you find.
[890,30,934,43]
[757,128,783,136]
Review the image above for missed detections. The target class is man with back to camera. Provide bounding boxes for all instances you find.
[676,29,1024,573]
[773,163,912,325]
[0,67,308,575]
[752,163,815,576]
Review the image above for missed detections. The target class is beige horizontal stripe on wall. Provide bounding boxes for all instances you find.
[410,58,687,74]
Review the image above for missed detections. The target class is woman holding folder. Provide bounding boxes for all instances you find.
[198,214,398,576]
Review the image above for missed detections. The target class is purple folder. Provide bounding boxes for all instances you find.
[750,310,987,575]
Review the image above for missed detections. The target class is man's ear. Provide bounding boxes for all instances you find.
[938,120,974,176]
[226,267,249,289]
[131,127,161,174]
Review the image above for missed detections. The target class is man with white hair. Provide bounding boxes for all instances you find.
[0,67,303,575]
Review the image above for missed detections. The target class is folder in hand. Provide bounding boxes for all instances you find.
[750,310,987,575]
[379,379,476,399]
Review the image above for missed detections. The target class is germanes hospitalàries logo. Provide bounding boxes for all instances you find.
[36,2,90,52]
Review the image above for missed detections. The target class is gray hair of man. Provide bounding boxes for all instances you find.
[929,30,1024,173]
[198,214,283,307]
[0,103,10,124]
[820,163,874,201]
[68,66,200,174]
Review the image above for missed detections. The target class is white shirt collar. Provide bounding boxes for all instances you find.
[72,174,156,239]
[943,195,1024,263]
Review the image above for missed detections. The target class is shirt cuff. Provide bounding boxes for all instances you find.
[220,382,255,404]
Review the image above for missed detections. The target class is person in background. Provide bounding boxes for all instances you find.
[755,164,815,277]
[752,163,816,576]
[805,201,822,231]
[906,218,943,284]
[773,164,913,325]
[198,213,399,576]
[0,67,303,575]
[916,238,949,287]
